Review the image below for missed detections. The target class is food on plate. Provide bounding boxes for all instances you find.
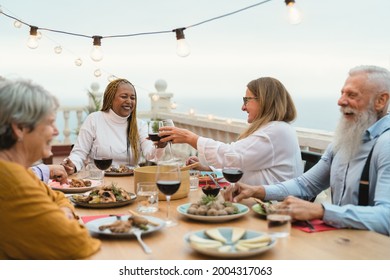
[98,214,158,233]
[106,165,133,174]
[49,178,92,188]
[186,195,239,216]
[72,183,131,204]
[254,198,275,214]
[188,228,272,253]
[205,228,227,243]
[231,227,246,243]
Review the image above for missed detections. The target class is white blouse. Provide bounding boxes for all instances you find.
[197,121,303,185]
[68,109,161,171]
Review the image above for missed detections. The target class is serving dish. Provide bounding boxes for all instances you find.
[177,202,249,222]
[48,179,101,194]
[70,192,137,208]
[85,215,165,237]
[184,227,276,258]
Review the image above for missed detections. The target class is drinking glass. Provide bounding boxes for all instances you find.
[159,119,175,160]
[92,146,113,185]
[222,152,243,191]
[148,120,161,163]
[156,160,181,227]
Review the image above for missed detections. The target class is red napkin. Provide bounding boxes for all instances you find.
[198,180,230,188]
[292,219,337,233]
[81,214,124,224]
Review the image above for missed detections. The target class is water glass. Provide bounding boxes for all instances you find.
[267,206,292,238]
[136,182,159,213]
[189,170,200,191]
[85,163,104,181]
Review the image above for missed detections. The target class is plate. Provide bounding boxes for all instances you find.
[48,179,101,194]
[177,203,249,222]
[85,215,165,237]
[104,165,135,177]
[252,203,269,219]
[184,227,276,258]
[69,192,137,208]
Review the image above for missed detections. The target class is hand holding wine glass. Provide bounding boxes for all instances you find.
[222,152,243,191]
[156,160,181,227]
[159,119,175,160]
[148,120,161,162]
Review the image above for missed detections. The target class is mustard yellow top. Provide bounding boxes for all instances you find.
[0,160,101,259]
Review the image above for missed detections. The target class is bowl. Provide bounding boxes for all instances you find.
[202,186,221,197]
[133,166,190,200]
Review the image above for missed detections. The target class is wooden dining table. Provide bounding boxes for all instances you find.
[70,175,390,260]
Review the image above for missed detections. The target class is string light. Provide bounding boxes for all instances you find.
[152,94,159,101]
[74,58,83,66]
[90,36,103,62]
[13,20,21,28]
[171,102,177,109]
[26,26,39,49]
[285,0,302,25]
[54,46,62,54]
[93,69,102,77]
[173,28,191,57]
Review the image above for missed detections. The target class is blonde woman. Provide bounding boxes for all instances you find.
[159,77,303,185]
[62,78,164,174]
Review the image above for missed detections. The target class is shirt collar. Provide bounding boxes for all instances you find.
[107,108,129,124]
[363,113,390,142]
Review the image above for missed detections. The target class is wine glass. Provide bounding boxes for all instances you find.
[148,120,161,163]
[159,119,175,160]
[156,160,181,227]
[93,146,113,185]
[222,152,243,191]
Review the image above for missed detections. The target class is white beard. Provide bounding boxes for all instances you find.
[332,107,377,163]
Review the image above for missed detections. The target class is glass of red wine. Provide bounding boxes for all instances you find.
[148,120,161,163]
[222,152,243,192]
[156,160,181,227]
[159,119,175,161]
[93,146,113,185]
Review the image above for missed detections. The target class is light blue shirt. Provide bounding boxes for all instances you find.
[265,114,390,236]
[31,164,50,183]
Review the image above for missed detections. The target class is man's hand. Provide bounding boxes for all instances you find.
[278,196,325,221]
[61,158,76,175]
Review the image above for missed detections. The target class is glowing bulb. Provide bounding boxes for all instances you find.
[207,114,214,120]
[74,58,83,66]
[94,69,102,77]
[152,94,159,101]
[226,119,232,124]
[174,28,190,57]
[14,21,22,28]
[285,0,302,25]
[90,36,103,62]
[54,46,62,54]
[26,26,39,49]
[189,108,195,115]
[171,102,177,109]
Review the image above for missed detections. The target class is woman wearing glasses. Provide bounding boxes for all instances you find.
[159,77,303,185]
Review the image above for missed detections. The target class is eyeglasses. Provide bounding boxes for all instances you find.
[242,97,258,106]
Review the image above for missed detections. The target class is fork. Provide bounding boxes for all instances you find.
[132,229,152,254]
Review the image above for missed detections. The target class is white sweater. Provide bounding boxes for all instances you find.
[68,109,161,171]
[197,121,303,185]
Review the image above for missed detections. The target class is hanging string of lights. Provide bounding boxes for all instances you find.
[0,0,301,61]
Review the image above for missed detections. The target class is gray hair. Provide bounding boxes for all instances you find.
[349,65,390,94]
[0,78,59,149]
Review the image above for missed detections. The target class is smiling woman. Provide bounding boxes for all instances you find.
[0,78,101,259]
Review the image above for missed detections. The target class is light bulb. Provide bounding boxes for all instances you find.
[90,36,103,62]
[26,26,39,49]
[94,69,102,77]
[285,0,302,25]
[170,102,177,109]
[14,21,22,28]
[226,119,232,124]
[74,58,83,66]
[207,114,214,120]
[174,28,191,57]
[189,108,195,115]
[54,46,62,54]
[152,94,159,101]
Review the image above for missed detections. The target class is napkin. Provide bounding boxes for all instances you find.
[81,214,124,224]
[292,219,337,233]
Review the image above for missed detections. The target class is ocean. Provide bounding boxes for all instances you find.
[56,96,339,143]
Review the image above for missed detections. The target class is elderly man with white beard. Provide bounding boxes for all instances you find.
[223,65,390,236]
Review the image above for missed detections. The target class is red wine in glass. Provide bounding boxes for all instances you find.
[148,133,161,142]
[156,180,181,195]
[222,169,243,183]
[94,158,113,170]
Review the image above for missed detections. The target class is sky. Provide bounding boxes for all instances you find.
[1,0,390,128]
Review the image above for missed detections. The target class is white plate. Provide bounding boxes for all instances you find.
[177,203,249,222]
[184,227,276,258]
[85,215,165,237]
[69,192,137,208]
[48,179,101,193]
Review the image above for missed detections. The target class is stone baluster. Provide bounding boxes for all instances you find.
[63,110,71,144]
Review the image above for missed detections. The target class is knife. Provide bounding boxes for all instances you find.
[207,173,222,189]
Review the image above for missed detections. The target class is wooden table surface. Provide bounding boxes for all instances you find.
[70,175,390,260]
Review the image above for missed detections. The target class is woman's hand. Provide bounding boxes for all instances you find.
[185,156,211,171]
[61,158,76,175]
[49,164,68,184]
